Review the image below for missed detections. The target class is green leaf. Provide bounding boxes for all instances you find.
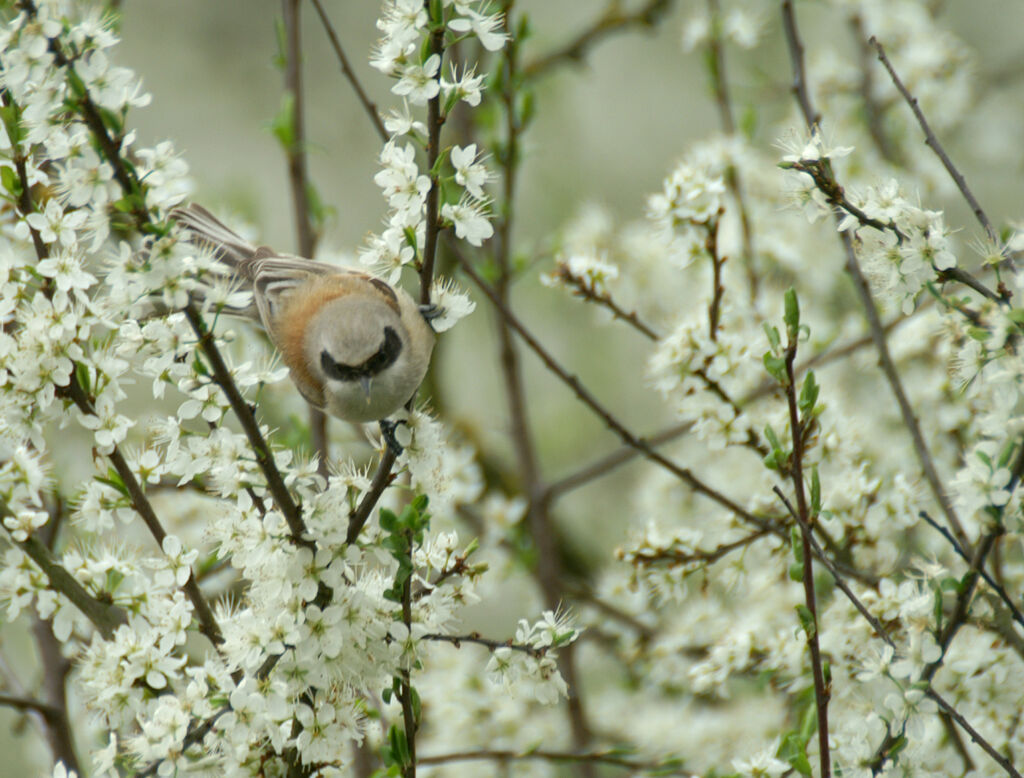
[784,287,800,336]
[0,103,23,147]
[515,13,532,41]
[411,686,421,724]
[795,604,816,639]
[810,467,821,516]
[270,93,296,150]
[97,468,129,498]
[379,508,398,533]
[272,17,287,70]
[75,361,92,395]
[0,164,19,197]
[777,731,812,776]
[798,371,819,417]
[740,104,758,140]
[790,526,803,562]
[789,562,804,582]
[763,322,781,352]
[763,352,787,385]
[105,568,125,592]
[518,89,536,129]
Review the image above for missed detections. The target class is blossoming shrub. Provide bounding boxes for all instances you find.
[1,1,1023,778]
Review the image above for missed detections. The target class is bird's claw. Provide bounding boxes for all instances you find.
[379,419,405,457]
[418,303,445,331]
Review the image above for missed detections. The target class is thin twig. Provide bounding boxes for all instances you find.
[779,323,831,778]
[60,380,224,646]
[777,491,1023,778]
[849,15,903,166]
[492,12,594,758]
[624,528,772,570]
[550,263,661,341]
[32,617,81,774]
[346,447,399,544]
[2,72,224,650]
[926,690,1023,778]
[421,631,545,658]
[780,0,971,555]
[281,0,330,481]
[542,421,693,502]
[919,512,1024,631]
[418,748,686,772]
[869,37,1002,251]
[703,1,759,300]
[522,0,676,79]
[399,526,417,778]
[0,693,61,719]
[309,0,389,142]
[544,317,904,504]
[773,487,891,645]
[780,0,820,129]
[184,305,307,544]
[451,239,774,533]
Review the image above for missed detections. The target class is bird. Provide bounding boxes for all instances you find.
[171,203,435,428]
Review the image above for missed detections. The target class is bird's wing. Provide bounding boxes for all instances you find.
[250,258,406,355]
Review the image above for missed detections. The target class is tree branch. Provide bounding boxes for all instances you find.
[522,0,676,79]
[780,0,971,555]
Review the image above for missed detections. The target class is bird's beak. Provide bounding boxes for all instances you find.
[360,376,372,402]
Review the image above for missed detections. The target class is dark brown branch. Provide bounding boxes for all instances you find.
[926,690,1023,778]
[418,23,446,304]
[492,16,593,757]
[849,16,903,166]
[0,693,61,719]
[10,534,127,641]
[780,0,820,129]
[773,487,891,645]
[399,522,416,778]
[346,447,399,545]
[32,617,80,774]
[309,0,389,142]
[184,304,307,545]
[3,68,223,650]
[542,422,693,502]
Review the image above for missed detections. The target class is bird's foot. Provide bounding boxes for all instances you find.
[418,303,446,332]
[379,419,406,457]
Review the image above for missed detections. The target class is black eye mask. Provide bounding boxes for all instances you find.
[320,326,403,382]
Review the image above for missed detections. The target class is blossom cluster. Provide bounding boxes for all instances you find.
[360,0,504,285]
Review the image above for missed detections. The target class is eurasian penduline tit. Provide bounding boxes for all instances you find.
[172,204,435,428]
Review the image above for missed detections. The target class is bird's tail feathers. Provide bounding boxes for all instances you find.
[171,203,262,280]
